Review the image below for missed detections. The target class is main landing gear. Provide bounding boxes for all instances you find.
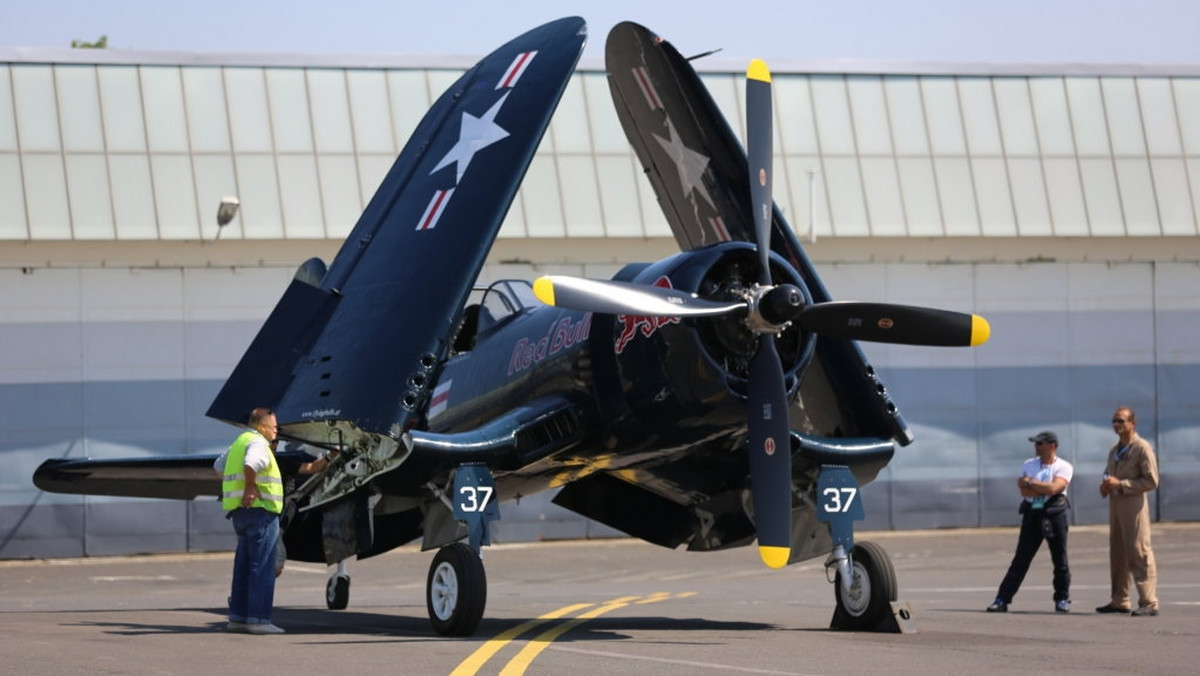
[829,540,898,630]
[817,464,910,632]
[424,463,497,636]
[320,538,490,637]
[426,542,488,636]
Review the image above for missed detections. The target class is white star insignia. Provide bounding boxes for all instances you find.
[653,119,716,210]
[432,91,512,183]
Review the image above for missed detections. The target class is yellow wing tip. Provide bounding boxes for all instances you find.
[758,545,789,569]
[747,59,771,83]
[532,277,556,306]
[970,315,991,346]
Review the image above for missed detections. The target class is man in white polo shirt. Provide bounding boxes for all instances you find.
[986,430,1074,613]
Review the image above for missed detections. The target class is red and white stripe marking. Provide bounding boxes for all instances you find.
[632,66,662,110]
[416,188,455,231]
[428,379,452,419]
[497,51,537,89]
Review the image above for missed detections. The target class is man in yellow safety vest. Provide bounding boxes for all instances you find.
[214,407,335,634]
[219,407,287,634]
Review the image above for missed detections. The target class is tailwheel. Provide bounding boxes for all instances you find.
[326,573,350,610]
[426,542,487,636]
[833,540,897,630]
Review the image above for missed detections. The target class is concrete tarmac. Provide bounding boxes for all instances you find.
[2,523,1198,675]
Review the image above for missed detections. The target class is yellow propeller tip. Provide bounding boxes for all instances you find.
[532,277,556,306]
[758,545,790,569]
[970,315,991,346]
[747,59,771,83]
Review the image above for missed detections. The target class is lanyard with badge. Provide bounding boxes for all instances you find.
[1030,464,1052,510]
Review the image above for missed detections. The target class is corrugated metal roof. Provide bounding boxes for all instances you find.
[2,51,1198,242]
[5,46,1200,76]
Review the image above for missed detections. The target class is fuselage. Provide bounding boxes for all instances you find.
[418,243,813,506]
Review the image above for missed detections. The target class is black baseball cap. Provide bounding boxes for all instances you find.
[1029,431,1058,445]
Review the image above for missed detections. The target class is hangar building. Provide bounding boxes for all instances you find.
[1,45,1197,558]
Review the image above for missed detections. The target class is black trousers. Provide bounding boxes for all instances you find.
[996,506,1071,603]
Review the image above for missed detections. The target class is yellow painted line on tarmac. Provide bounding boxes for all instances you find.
[497,596,641,676]
[450,603,594,676]
[497,592,685,676]
[452,592,693,676]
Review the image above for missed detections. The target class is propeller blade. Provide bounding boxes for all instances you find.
[798,301,991,347]
[746,334,792,569]
[532,275,743,317]
[746,59,773,286]
[745,61,792,568]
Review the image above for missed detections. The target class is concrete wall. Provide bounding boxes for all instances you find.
[828,261,1200,530]
[3,259,1198,558]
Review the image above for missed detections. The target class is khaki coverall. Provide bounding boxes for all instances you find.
[1103,433,1159,611]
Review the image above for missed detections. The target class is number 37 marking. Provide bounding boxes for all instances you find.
[459,486,494,513]
[821,487,858,513]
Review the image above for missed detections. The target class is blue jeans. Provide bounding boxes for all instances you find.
[229,507,279,624]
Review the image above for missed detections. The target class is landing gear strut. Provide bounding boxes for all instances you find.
[426,542,487,636]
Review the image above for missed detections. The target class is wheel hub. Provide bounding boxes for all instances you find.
[430,561,460,621]
[840,562,872,617]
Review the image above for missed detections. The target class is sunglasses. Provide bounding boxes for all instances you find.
[1112,418,1129,424]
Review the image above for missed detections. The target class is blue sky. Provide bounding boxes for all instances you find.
[1,0,1198,65]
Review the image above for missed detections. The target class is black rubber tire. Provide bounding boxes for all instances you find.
[833,540,898,630]
[326,574,350,610]
[426,543,487,636]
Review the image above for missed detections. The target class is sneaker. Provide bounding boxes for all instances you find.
[225,621,249,633]
[1055,599,1070,613]
[1095,604,1130,614]
[986,600,1008,612]
[246,622,286,635]
[1130,606,1159,617]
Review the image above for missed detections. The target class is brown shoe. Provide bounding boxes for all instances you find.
[1130,606,1159,617]
[1095,604,1130,614]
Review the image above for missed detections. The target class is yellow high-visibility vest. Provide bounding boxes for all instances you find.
[221,430,283,513]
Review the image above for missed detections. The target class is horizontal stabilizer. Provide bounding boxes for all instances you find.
[34,456,222,501]
[33,448,326,501]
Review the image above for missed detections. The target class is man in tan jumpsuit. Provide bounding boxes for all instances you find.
[1097,407,1159,616]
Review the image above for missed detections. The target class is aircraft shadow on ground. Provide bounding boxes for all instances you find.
[530,616,780,645]
[69,606,779,642]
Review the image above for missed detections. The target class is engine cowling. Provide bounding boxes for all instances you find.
[590,242,817,439]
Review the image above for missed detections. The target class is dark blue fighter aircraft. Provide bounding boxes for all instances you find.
[34,17,989,636]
